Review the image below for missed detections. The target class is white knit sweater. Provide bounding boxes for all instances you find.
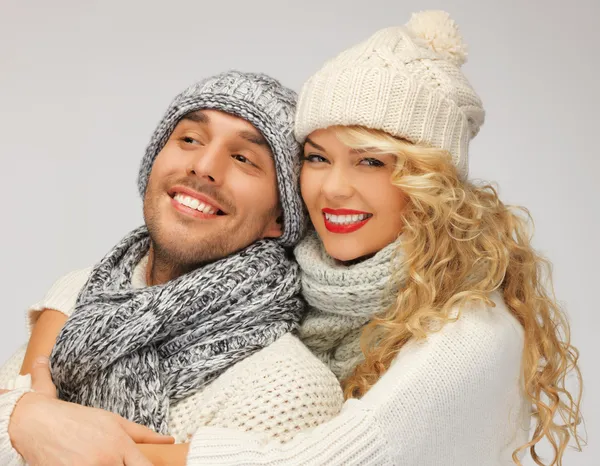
[0,266,344,464]
[0,269,531,465]
[183,293,532,465]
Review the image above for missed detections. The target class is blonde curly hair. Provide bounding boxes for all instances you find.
[331,126,584,465]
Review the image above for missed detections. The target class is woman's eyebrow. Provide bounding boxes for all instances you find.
[305,138,326,152]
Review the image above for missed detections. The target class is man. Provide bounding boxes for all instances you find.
[0,71,343,465]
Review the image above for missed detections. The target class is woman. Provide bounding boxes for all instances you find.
[184,10,584,465]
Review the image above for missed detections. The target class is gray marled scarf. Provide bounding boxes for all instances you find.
[295,231,402,381]
[49,226,304,434]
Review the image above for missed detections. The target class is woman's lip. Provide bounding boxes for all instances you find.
[322,208,371,215]
[322,214,371,234]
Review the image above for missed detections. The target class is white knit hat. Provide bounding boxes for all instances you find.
[295,10,485,178]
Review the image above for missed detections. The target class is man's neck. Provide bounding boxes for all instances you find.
[146,245,192,286]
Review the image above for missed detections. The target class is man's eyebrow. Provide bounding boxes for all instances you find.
[305,137,326,152]
[238,130,269,148]
[182,110,209,123]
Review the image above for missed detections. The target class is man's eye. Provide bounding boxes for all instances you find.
[232,154,254,166]
[182,136,201,145]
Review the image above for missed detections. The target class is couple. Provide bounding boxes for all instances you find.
[0,11,583,466]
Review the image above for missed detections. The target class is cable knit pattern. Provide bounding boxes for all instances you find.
[294,11,485,179]
[0,266,343,460]
[295,231,402,380]
[49,226,304,434]
[0,273,531,465]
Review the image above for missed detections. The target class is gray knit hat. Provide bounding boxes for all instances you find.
[138,71,305,247]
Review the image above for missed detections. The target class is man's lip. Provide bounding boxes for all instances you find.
[322,207,371,215]
[168,186,226,214]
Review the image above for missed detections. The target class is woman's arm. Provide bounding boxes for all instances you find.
[183,299,527,465]
[19,309,67,375]
[18,268,92,377]
[137,443,189,466]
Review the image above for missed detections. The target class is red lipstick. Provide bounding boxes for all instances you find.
[322,208,372,234]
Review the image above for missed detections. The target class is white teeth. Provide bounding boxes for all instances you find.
[324,212,370,224]
[174,194,218,215]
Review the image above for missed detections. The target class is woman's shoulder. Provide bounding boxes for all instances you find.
[387,291,525,379]
[362,291,527,414]
[448,291,524,348]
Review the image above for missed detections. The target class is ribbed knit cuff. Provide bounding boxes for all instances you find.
[0,389,31,466]
[186,404,392,465]
[2,376,32,391]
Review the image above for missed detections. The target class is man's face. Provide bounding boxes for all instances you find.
[143,109,282,268]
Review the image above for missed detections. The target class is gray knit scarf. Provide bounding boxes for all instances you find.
[50,226,304,434]
[295,231,403,381]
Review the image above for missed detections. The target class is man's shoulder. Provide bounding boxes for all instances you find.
[246,333,335,373]
[208,333,340,396]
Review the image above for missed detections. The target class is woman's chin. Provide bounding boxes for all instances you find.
[322,241,368,264]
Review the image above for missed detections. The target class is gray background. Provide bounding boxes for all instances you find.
[1,0,598,463]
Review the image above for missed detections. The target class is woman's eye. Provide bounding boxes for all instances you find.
[302,154,328,163]
[359,158,384,167]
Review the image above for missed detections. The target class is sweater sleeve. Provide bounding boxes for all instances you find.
[0,268,91,391]
[0,388,31,466]
[26,267,92,336]
[186,297,529,466]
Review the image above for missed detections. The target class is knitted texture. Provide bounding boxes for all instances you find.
[184,293,530,465]
[0,335,343,445]
[295,231,403,380]
[1,293,529,464]
[294,10,485,178]
[138,70,305,246]
[49,226,304,434]
[0,266,344,446]
[0,388,29,466]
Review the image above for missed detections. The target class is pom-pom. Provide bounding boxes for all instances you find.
[406,10,468,66]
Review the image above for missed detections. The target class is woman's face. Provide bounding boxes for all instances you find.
[300,128,407,262]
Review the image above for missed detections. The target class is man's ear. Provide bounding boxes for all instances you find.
[262,212,283,239]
